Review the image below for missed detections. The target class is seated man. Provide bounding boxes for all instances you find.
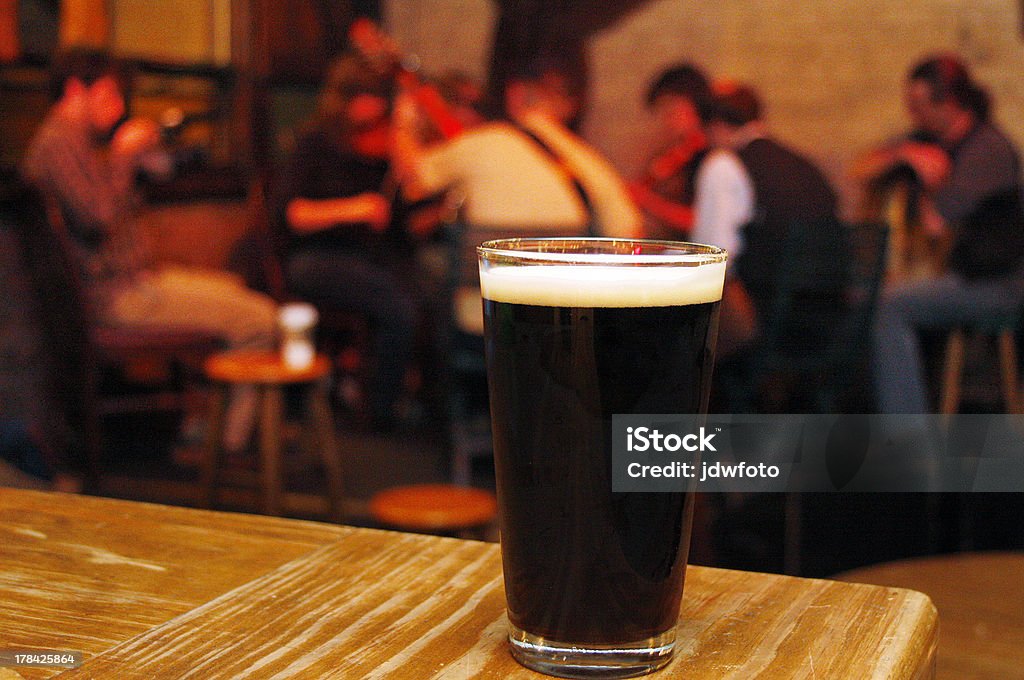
[21,49,278,452]
[692,81,841,359]
[392,60,641,238]
[273,52,419,432]
[869,54,1024,413]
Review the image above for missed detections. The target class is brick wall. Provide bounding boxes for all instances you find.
[386,0,1024,217]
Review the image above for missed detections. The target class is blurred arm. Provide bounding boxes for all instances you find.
[628,181,694,234]
[285,194,390,234]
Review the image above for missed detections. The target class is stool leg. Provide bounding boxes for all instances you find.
[310,383,345,522]
[941,330,966,416]
[199,384,228,509]
[260,385,284,516]
[998,329,1021,414]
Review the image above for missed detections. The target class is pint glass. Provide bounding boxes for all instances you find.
[478,238,726,678]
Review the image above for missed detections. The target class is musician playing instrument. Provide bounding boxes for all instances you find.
[274,51,418,432]
[870,54,1024,414]
[392,58,641,238]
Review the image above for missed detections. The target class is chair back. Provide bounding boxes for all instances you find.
[736,219,888,412]
[438,223,585,484]
[2,180,94,469]
[228,172,290,303]
[441,224,586,335]
[832,221,890,367]
[760,217,853,359]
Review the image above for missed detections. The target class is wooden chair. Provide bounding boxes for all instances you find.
[16,185,221,487]
[240,175,372,411]
[713,221,888,575]
[720,220,889,414]
[439,224,586,484]
[940,309,1022,415]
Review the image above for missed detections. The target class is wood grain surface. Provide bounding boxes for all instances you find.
[838,552,1024,680]
[0,489,937,679]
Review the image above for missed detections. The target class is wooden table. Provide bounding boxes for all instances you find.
[0,488,936,679]
[839,552,1024,680]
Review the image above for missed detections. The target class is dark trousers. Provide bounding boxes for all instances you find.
[286,250,418,424]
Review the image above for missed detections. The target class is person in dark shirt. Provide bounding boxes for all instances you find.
[275,53,417,430]
[870,54,1024,413]
[693,82,841,361]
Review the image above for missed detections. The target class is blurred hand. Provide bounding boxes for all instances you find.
[358,193,391,232]
[919,199,948,238]
[111,117,161,160]
[898,142,950,189]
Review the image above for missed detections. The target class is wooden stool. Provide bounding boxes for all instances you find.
[837,551,1024,679]
[369,484,497,537]
[940,313,1021,415]
[200,350,344,520]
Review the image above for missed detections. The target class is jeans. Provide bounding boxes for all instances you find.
[286,250,417,424]
[873,272,1024,413]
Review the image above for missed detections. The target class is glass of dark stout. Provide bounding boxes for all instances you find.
[478,238,726,678]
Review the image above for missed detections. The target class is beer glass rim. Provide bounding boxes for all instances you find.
[477,237,727,266]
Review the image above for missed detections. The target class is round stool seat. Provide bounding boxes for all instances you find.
[369,484,497,532]
[204,350,331,384]
[200,349,344,521]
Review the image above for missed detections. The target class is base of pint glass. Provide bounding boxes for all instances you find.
[507,623,676,678]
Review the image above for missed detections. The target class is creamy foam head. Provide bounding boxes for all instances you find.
[480,261,726,308]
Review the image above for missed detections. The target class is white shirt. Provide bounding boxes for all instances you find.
[692,148,754,259]
[519,112,642,238]
[418,122,590,231]
[418,114,641,237]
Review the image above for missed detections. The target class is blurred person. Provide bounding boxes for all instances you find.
[273,52,418,432]
[393,59,641,237]
[869,54,1024,413]
[629,63,714,238]
[21,49,278,454]
[688,81,840,363]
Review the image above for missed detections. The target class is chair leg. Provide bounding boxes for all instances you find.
[451,428,472,487]
[260,386,283,516]
[940,330,966,415]
[199,384,228,509]
[310,383,345,522]
[783,492,802,576]
[998,329,1021,414]
[82,403,104,492]
[82,364,105,491]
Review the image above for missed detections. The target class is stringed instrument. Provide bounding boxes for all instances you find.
[634,131,707,238]
[638,131,707,189]
[862,162,950,282]
[348,17,464,140]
